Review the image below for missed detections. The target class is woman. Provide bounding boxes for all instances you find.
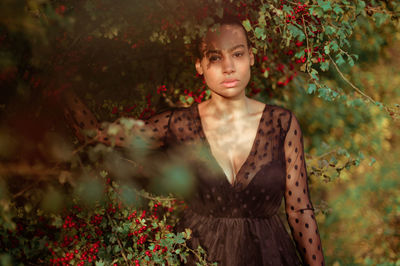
[64,17,325,266]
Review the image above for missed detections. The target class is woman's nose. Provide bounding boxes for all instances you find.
[222,57,235,74]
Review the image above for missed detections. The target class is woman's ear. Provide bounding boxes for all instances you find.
[195,59,204,75]
[249,48,255,66]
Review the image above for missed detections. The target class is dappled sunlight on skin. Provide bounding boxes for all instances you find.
[201,25,251,70]
[196,24,254,100]
[197,101,266,185]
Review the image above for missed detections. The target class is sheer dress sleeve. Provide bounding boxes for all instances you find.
[62,91,173,149]
[283,111,325,266]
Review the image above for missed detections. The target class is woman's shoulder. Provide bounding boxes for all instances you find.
[263,103,296,132]
[262,101,292,117]
[145,104,193,125]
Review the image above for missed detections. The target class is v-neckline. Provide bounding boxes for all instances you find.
[193,102,268,188]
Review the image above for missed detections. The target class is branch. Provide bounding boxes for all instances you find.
[302,15,312,72]
[176,242,210,265]
[106,212,132,266]
[308,149,338,163]
[315,53,398,120]
[327,53,376,104]
[135,190,177,202]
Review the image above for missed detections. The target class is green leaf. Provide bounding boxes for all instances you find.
[242,20,251,32]
[369,157,376,166]
[184,228,192,239]
[257,14,266,26]
[294,50,305,59]
[317,0,332,11]
[374,101,384,109]
[324,45,330,55]
[287,24,305,41]
[283,5,293,14]
[358,1,366,9]
[100,170,108,178]
[333,5,344,14]
[186,96,194,104]
[330,41,339,52]
[373,13,390,27]
[320,61,330,71]
[318,87,335,101]
[335,54,346,66]
[311,68,319,79]
[337,148,350,157]
[307,84,317,94]
[356,0,366,14]
[310,6,324,17]
[254,27,265,40]
[325,26,336,35]
[347,55,355,67]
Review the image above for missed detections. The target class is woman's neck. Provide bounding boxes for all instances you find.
[203,93,253,121]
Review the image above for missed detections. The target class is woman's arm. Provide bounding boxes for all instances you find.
[283,111,325,266]
[62,90,101,143]
[62,90,172,148]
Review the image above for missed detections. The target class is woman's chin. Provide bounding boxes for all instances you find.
[212,87,246,99]
[220,88,245,98]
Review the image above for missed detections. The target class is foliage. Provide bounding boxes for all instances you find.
[0,168,210,265]
[313,42,400,265]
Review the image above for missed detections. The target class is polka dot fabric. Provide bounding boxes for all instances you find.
[64,97,325,265]
[283,112,325,266]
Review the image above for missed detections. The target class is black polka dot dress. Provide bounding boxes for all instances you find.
[78,100,323,265]
[67,97,325,265]
[139,103,325,266]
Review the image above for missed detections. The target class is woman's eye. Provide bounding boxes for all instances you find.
[233,52,244,57]
[209,56,221,62]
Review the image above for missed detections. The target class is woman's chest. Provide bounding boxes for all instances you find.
[201,116,262,184]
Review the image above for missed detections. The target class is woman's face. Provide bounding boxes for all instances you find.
[195,24,254,99]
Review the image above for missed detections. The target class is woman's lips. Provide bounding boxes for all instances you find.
[221,79,239,88]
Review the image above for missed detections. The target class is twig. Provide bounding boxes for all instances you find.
[176,242,209,265]
[12,182,39,199]
[302,15,311,72]
[308,149,338,162]
[328,55,399,119]
[134,190,177,202]
[327,53,377,104]
[106,212,132,266]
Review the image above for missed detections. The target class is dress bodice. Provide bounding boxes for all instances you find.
[142,103,325,265]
